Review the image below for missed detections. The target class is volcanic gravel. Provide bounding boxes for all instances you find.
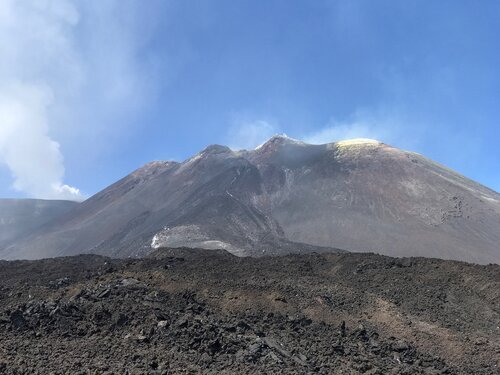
[0,248,499,374]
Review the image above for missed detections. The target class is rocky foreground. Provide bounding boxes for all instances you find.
[0,248,499,374]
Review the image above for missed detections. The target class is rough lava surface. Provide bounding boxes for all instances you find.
[0,248,498,374]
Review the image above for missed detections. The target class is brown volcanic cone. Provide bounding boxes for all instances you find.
[2,136,499,263]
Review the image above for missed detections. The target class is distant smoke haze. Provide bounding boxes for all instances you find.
[227,120,279,150]
[0,0,158,200]
[226,109,410,151]
[0,0,84,200]
[303,109,401,146]
[0,84,83,200]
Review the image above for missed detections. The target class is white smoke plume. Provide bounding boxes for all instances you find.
[303,108,423,150]
[227,120,279,150]
[0,0,83,200]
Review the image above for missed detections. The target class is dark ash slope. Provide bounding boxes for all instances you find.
[0,199,77,249]
[3,136,499,263]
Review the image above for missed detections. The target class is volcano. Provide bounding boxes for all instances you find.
[2,136,499,264]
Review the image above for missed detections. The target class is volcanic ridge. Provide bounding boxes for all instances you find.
[1,136,498,264]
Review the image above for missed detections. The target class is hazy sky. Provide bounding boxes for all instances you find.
[0,0,499,199]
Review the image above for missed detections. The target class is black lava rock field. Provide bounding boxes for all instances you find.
[0,248,498,374]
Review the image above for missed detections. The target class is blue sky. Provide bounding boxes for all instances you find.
[0,0,499,199]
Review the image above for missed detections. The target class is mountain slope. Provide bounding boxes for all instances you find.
[2,137,499,263]
[247,137,500,264]
[0,199,77,249]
